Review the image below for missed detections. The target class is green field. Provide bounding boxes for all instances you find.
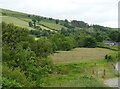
[39,21,66,30]
[50,48,114,64]
[1,9,66,31]
[42,48,118,87]
[2,16,34,30]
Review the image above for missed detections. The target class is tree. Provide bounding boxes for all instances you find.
[95,33,104,42]
[109,31,118,41]
[84,37,97,48]
[32,19,36,27]
[62,37,75,51]
[65,19,69,23]
[30,38,52,58]
[55,20,59,24]
[71,20,89,28]
[28,22,33,27]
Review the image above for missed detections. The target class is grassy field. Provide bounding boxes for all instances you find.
[1,9,66,31]
[1,9,29,19]
[40,21,66,30]
[2,16,53,31]
[2,16,34,30]
[42,48,118,87]
[50,48,114,64]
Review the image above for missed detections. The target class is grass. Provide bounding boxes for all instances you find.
[1,9,29,19]
[42,48,118,87]
[2,16,34,30]
[39,21,66,30]
[41,60,117,87]
[50,48,114,64]
[1,9,67,31]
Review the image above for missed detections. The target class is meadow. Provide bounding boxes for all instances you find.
[42,48,118,87]
[50,48,113,64]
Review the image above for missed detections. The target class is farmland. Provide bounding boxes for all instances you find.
[40,48,118,87]
[50,48,113,64]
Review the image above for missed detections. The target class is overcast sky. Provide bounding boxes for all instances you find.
[0,0,119,28]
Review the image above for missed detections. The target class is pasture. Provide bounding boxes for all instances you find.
[40,21,66,30]
[2,16,34,30]
[50,48,114,64]
[43,48,118,87]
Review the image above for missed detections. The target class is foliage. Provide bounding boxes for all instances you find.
[28,21,33,27]
[2,77,22,88]
[84,36,97,48]
[30,38,52,57]
[2,22,54,87]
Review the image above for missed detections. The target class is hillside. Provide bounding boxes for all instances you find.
[1,9,67,31]
[1,9,117,31]
[1,8,120,88]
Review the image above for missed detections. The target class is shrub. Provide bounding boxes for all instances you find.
[2,77,22,88]
[2,64,35,87]
[105,55,108,60]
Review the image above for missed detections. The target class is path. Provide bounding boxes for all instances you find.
[104,62,120,88]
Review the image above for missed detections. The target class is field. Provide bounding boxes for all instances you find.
[2,16,34,30]
[50,48,113,64]
[42,48,118,87]
[39,21,67,30]
[1,9,67,31]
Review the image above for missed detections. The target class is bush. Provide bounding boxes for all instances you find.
[104,55,113,62]
[2,64,35,87]
[2,77,22,88]
[105,55,108,60]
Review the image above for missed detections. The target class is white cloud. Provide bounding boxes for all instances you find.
[0,0,119,27]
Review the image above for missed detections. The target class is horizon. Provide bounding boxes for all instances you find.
[0,0,119,28]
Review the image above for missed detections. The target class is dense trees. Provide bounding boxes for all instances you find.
[84,37,97,48]
[71,20,89,28]
[109,31,119,42]
[30,38,52,58]
[2,22,53,87]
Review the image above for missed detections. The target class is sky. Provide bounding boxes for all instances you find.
[0,0,119,28]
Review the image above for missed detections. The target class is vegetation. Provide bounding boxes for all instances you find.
[1,9,119,88]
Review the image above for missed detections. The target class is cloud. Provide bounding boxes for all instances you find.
[0,0,119,27]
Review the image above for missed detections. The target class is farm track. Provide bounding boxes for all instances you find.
[104,62,120,88]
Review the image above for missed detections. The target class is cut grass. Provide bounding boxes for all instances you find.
[1,9,29,19]
[40,21,66,30]
[50,48,114,64]
[2,16,34,30]
[2,16,55,31]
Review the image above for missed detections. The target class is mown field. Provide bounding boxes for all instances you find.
[2,16,33,30]
[42,48,118,87]
[1,9,66,31]
[50,48,114,64]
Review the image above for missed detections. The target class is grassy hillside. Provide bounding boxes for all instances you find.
[1,9,66,31]
[2,16,34,29]
[0,9,29,18]
[39,21,66,30]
